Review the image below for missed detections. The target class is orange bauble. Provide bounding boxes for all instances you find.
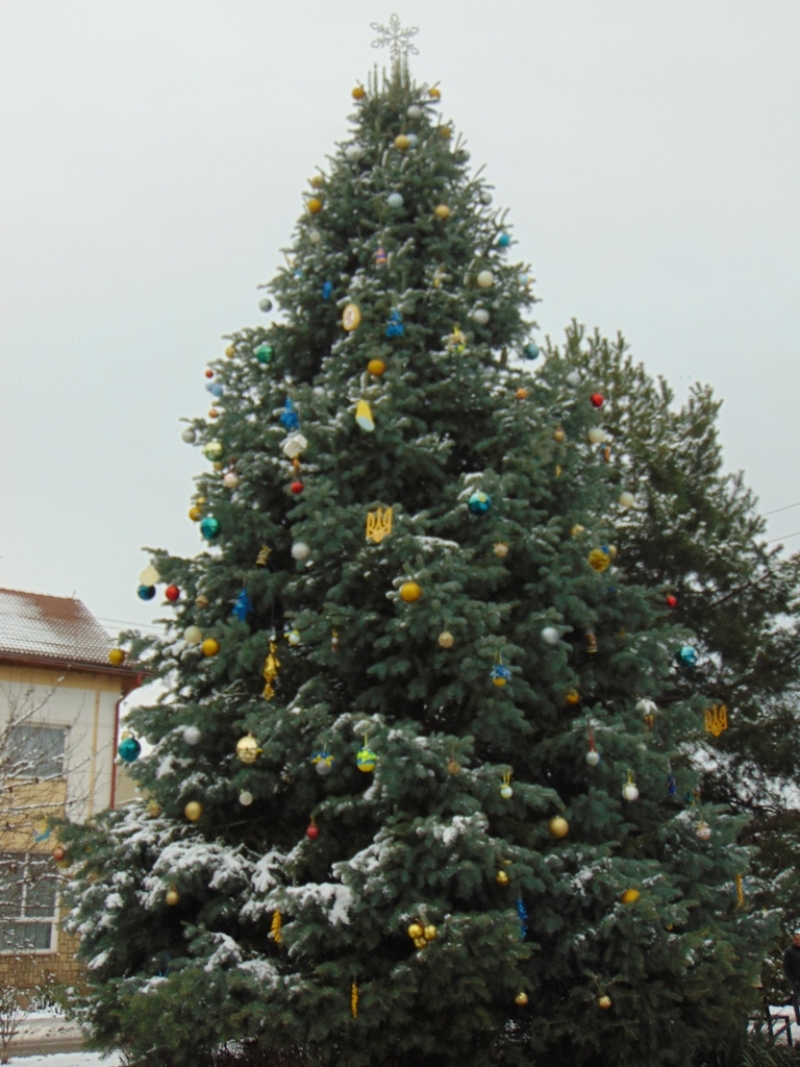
[400,581,422,603]
[367,359,386,376]
[621,889,641,905]
[201,638,220,657]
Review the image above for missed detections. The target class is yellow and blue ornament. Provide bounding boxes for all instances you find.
[357,737,377,773]
[490,653,512,687]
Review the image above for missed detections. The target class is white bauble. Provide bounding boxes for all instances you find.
[619,491,636,509]
[184,625,203,645]
[139,564,160,586]
[291,542,311,561]
[476,270,494,289]
[586,750,601,766]
[696,821,712,841]
[635,698,658,716]
[471,308,490,325]
[308,229,322,244]
[183,726,201,746]
[239,791,254,806]
[258,297,272,312]
[181,428,196,444]
[588,427,605,445]
[345,144,365,162]
[622,783,639,802]
[566,371,581,387]
[406,133,418,148]
[541,626,561,646]
[500,785,514,799]
[407,105,422,119]
[480,191,493,205]
[222,472,239,490]
[387,192,404,209]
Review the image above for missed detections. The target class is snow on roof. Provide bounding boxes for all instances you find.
[0,587,116,669]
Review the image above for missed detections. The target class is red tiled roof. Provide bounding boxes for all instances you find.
[0,588,116,670]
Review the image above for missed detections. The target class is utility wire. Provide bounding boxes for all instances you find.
[766,530,800,545]
[764,500,800,517]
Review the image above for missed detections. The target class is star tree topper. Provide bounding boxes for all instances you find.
[371,14,419,61]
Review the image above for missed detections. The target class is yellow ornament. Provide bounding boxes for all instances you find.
[146,799,162,818]
[310,175,324,189]
[515,992,529,1007]
[236,734,261,764]
[553,426,566,442]
[201,638,220,657]
[262,640,280,700]
[598,995,612,1010]
[555,464,563,478]
[565,689,580,706]
[571,525,586,537]
[256,545,271,566]
[621,889,641,905]
[549,816,569,839]
[271,909,282,945]
[355,399,375,432]
[351,980,359,1018]
[515,387,529,400]
[208,408,219,419]
[165,888,180,906]
[588,548,611,573]
[108,648,125,666]
[366,507,393,544]
[407,922,424,940]
[400,581,422,603]
[352,85,366,100]
[307,197,323,215]
[493,542,509,558]
[367,358,386,376]
[195,594,209,609]
[438,631,454,649]
[434,204,451,220]
[496,870,510,886]
[184,801,203,822]
[225,344,235,358]
[447,757,460,775]
[429,87,441,100]
[342,303,361,331]
[439,125,451,139]
[394,134,410,150]
[423,924,437,941]
[188,505,202,522]
[704,704,728,737]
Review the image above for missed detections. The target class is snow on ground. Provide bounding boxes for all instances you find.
[8,1055,119,1066]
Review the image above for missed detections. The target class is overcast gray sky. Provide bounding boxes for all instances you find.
[1,0,799,633]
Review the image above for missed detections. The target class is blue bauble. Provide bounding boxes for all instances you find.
[523,343,540,360]
[210,383,224,398]
[231,589,252,621]
[677,644,699,667]
[468,491,492,515]
[137,584,156,601]
[200,516,221,540]
[498,233,511,248]
[322,281,333,299]
[279,398,300,431]
[118,736,141,763]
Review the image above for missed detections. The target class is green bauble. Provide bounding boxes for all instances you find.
[255,344,273,364]
[203,440,224,461]
[200,516,220,540]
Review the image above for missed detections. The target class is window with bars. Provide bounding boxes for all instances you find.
[0,853,58,952]
[6,725,67,779]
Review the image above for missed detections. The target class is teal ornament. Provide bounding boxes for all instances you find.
[208,383,224,398]
[468,491,492,515]
[322,281,333,299]
[255,344,273,365]
[200,516,220,540]
[118,736,141,763]
[498,233,511,248]
[523,343,540,360]
[280,398,300,431]
[385,310,404,338]
[137,585,156,601]
[357,746,377,773]
[677,645,698,667]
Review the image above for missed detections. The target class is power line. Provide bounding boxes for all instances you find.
[766,530,800,545]
[764,500,800,517]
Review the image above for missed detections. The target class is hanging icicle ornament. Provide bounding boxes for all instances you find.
[271,910,282,945]
[735,873,745,907]
[516,897,529,940]
[351,980,359,1019]
[622,770,639,802]
[262,640,280,700]
[667,771,677,796]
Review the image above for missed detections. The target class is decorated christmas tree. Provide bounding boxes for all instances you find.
[61,27,773,1067]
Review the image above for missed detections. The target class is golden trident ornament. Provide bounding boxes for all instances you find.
[366,507,393,544]
[262,640,280,700]
[704,704,728,737]
[271,910,282,945]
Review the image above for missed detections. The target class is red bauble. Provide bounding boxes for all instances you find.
[290,481,304,495]
[665,594,678,609]
[205,369,214,379]
[590,393,604,408]
[51,846,66,863]
[306,823,319,840]
[165,585,180,602]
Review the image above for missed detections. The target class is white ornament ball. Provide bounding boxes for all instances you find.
[183,726,201,746]
[588,427,605,445]
[239,791,254,806]
[586,750,601,766]
[566,371,581,387]
[696,821,712,841]
[291,542,311,561]
[258,297,272,313]
[181,428,196,444]
[471,308,490,325]
[622,783,640,802]
[480,191,493,205]
[619,491,636,509]
[222,472,239,490]
[477,270,494,289]
[406,133,418,148]
[407,105,422,119]
[387,192,404,209]
[541,626,560,646]
[308,229,322,244]
[345,144,365,162]
[500,785,514,799]
[184,625,203,645]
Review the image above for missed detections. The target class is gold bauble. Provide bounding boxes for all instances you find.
[515,992,529,1007]
[108,648,125,666]
[434,204,451,219]
[565,689,580,706]
[447,758,461,775]
[553,426,566,442]
[394,134,410,150]
[429,87,441,100]
[515,387,529,399]
[307,197,323,215]
[621,889,641,905]
[310,175,324,188]
[201,638,220,657]
[184,801,203,822]
[367,358,386,376]
[496,870,510,886]
[165,888,180,906]
[400,581,422,603]
[352,86,366,100]
[414,937,427,949]
[188,505,202,522]
[195,595,209,609]
[588,548,611,573]
[598,995,612,1010]
[607,544,618,559]
[438,631,454,649]
[571,524,586,537]
[236,734,261,765]
[407,922,424,940]
[225,344,236,358]
[439,125,451,139]
[146,799,162,818]
[208,408,219,419]
[493,542,509,558]
[548,816,569,839]
[423,924,437,941]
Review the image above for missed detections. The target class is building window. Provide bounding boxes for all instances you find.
[0,853,57,952]
[7,725,67,780]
